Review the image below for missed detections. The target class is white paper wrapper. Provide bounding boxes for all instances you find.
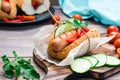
[33,25,114,66]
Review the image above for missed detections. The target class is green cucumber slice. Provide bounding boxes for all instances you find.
[54,22,77,38]
[70,58,92,73]
[92,54,107,67]
[83,56,99,68]
[106,56,120,66]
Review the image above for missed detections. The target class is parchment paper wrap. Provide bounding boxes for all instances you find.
[33,25,114,66]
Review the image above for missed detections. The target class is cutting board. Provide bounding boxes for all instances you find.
[33,49,120,80]
[33,50,71,80]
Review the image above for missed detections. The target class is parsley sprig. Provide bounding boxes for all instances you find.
[1,51,40,80]
[68,18,89,28]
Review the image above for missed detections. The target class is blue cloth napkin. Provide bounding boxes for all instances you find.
[59,0,120,27]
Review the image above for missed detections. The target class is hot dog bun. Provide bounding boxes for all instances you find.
[0,0,17,20]
[16,0,50,15]
[16,0,25,8]
[47,28,100,60]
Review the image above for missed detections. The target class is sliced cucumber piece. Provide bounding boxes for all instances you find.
[70,58,92,73]
[83,56,99,68]
[54,22,77,38]
[106,56,120,66]
[92,54,107,67]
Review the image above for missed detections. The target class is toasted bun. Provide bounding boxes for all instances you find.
[0,0,17,20]
[16,0,25,8]
[47,28,100,60]
[17,0,50,15]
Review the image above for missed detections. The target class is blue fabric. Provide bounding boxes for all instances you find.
[59,0,120,27]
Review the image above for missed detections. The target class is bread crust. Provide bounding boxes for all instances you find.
[47,28,100,60]
[0,0,17,20]
[16,0,25,8]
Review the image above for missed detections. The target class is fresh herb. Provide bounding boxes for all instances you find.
[68,18,89,28]
[1,51,40,80]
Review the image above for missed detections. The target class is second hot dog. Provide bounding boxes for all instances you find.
[2,0,11,13]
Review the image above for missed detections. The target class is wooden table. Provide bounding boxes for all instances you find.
[0,1,120,80]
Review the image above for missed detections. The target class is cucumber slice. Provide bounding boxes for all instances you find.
[106,56,120,66]
[92,54,107,67]
[54,22,77,38]
[70,58,92,73]
[83,56,99,68]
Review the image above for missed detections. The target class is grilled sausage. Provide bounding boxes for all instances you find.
[32,0,44,5]
[38,0,44,5]
[51,30,77,51]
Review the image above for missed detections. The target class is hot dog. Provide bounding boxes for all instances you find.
[16,0,50,15]
[0,0,17,20]
[47,22,100,60]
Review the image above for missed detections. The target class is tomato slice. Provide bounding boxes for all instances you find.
[82,27,89,32]
[76,28,82,38]
[66,35,77,43]
[3,18,22,23]
[5,0,9,2]
[66,28,85,43]
[32,1,39,10]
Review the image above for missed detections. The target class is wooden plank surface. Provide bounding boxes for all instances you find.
[33,49,120,80]
[33,50,72,80]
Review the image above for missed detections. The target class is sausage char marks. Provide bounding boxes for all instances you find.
[51,30,77,52]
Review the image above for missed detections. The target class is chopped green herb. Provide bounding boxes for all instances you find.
[1,51,40,79]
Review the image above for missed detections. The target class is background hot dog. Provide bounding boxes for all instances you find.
[17,0,50,15]
[2,0,11,13]
[0,0,17,20]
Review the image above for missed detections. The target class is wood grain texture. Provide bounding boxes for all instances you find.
[33,48,120,80]
[33,51,72,80]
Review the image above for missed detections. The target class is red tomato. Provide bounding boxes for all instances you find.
[82,27,89,32]
[66,36,77,43]
[76,28,82,38]
[107,25,119,34]
[108,32,120,43]
[51,14,61,24]
[117,48,120,57]
[72,14,82,21]
[114,38,120,49]
[5,0,9,2]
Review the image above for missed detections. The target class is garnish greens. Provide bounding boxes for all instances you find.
[1,51,40,80]
[54,18,89,38]
[68,18,89,28]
